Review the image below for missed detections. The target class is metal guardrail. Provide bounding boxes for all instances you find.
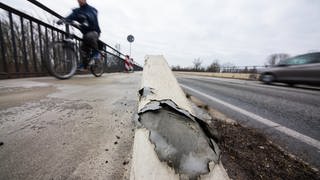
[219,66,264,73]
[0,1,142,78]
[172,66,265,74]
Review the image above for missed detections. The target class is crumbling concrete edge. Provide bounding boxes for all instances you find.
[130,55,230,180]
[130,127,229,180]
[137,98,222,147]
[130,128,180,180]
[131,98,230,179]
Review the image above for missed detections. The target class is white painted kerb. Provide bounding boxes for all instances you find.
[131,55,229,180]
[138,55,193,114]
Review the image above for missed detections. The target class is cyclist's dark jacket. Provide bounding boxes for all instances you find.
[65,3,101,35]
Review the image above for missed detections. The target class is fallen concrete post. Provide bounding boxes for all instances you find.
[130,55,229,180]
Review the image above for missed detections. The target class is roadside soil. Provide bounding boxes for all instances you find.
[188,95,319,180]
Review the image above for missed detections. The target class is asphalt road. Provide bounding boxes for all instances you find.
[177,75,320,168]
[0,73,141,180]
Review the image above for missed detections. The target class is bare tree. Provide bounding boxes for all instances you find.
[193,58,202,71]
[266,53,290,66]
[206,59,220,72]
[171,65,181,71]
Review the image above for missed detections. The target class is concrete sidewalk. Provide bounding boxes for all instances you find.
[0,73,141,180]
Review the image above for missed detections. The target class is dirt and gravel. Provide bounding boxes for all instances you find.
[188,95,319,180]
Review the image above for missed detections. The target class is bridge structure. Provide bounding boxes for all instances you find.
[0,1,142,79]
[1,1,317,180]
[0,2,230,176]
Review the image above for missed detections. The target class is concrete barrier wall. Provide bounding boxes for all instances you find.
[138,56,193,113]
[131,55,229,180]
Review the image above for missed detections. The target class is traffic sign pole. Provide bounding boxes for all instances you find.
[127,35,135,58]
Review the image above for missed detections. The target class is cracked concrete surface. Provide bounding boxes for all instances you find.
[0,73,141,180]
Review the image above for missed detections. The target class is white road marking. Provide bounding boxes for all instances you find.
[180,84,320,150]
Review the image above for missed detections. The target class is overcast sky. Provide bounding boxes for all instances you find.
[2,0,320,67]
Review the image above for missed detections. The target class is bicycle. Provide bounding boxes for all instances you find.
[46,21,105,79]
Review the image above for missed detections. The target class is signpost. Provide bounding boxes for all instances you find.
[127,35,134,57]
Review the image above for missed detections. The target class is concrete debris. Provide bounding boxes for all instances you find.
[138,87,155,101]
[137,100,221,179]
[133,114,142,127]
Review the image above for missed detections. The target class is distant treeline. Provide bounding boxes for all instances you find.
[171,59,259,73]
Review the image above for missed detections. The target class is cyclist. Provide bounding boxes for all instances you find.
[58,0,101,71]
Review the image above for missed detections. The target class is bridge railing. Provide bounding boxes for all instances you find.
[219,66,265,73]
[172,65,265,73]
[0,1,142,79]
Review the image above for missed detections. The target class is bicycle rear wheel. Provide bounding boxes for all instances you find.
[90,53,105,77]
[46,41,77,79]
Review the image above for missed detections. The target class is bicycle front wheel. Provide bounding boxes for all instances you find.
[90,53,105,77]
[46,41,77,79]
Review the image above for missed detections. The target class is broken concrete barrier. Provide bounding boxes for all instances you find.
[130,55,229,180]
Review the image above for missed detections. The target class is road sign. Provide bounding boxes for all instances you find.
[127,35,134,43]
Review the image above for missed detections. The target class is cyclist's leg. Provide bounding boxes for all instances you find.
[80,41,90,69]
[83,31,99,58]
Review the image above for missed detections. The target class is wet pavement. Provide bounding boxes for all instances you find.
[0,73,141,180]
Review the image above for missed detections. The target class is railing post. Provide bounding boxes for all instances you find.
[0,20,8,75]
[9,12,19,73]
[37,23,44,72]
[20,17,29,73]
[29,20,38,72]
[65,24,70,37]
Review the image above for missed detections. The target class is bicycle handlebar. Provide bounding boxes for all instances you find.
[56,19,88,30]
